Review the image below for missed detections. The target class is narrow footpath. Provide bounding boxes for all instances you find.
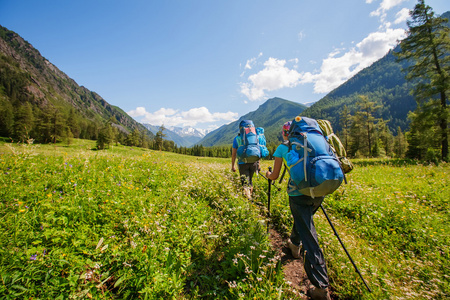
[268,228,310,299]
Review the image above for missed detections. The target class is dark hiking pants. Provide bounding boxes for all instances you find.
[289,195,329,289]
[238,161,259,187]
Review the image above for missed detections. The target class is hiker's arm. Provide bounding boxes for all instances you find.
[266,157,283,180]
[231,147,237,172]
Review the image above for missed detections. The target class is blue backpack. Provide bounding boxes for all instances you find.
[236,120,262,163]
[256,127,269,158]
[286,116,344,198]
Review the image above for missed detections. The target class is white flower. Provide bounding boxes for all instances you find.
[96,237,104,250]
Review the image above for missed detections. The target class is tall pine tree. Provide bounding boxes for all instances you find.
[396,0,450,161]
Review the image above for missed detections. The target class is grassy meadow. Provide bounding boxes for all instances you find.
[0,140,448,299]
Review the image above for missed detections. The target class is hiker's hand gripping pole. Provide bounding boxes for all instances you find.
[260,171,281,191]
[320,204,372,293]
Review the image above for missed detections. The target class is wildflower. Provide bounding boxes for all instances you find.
[96,237,104,250]
[85,270,93,280]
[30,254,37,260]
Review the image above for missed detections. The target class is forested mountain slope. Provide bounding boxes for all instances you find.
[0,25,153,142]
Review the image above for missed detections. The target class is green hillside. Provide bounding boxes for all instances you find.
[0,25,153,143]
[199,97,307,146]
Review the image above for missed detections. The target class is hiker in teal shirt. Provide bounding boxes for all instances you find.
[266,121,331,300]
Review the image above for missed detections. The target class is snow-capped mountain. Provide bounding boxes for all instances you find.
[168,126,210,138]
[142,124,210,147]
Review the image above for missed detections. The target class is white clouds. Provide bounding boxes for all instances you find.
[127,106,238,127]
[244,52,263,70]
[239,0,410,100]
[240,57,302,101]
[298,30,306,41]
[394,8,410,24]
[239,24,405,98]
[301,27,406,93]
[370,0,409,24]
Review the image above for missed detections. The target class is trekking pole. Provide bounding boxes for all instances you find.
[320,204,372,293]
[278,165,287,184]
[259,172,281,191]
[267,167,272,233]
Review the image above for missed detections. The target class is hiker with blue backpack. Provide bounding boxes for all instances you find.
[266,116,345,300]
[231,120,269,199]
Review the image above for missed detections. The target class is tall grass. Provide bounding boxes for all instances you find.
[0,142,292,299]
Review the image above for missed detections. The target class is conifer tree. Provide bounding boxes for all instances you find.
[14,102,34,142]
[155,125,166,151]
[394,126,408,158]
[396,0,450,160]
[351,95,382,157]
[339,105,352,151]
[0,97,14,137]
[97,123,113,150]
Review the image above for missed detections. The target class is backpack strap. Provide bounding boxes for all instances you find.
[290,133,312,182]
[236,134,243,147]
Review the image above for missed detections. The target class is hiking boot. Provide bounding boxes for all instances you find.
[307,286,331,300]
[287,240,301,259]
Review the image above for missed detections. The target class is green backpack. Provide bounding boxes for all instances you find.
[317,119,354,174]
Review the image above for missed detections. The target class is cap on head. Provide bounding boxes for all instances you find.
[282,121,292,137]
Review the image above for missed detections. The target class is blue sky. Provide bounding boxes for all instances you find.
[1,0,448,131]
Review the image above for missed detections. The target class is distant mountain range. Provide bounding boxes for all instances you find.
[142,124,209,147]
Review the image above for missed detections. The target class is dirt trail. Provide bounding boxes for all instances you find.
[268,228,310,299]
